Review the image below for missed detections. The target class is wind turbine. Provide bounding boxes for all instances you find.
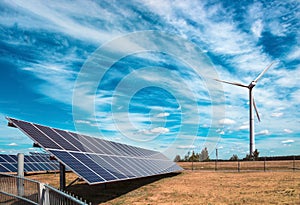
[215,62,275,158]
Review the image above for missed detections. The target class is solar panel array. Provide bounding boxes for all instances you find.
[0,153,59,173]
[7,117,183,185]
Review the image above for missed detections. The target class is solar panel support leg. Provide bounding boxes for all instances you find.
[59,163,66,190]
[66,177,80,189]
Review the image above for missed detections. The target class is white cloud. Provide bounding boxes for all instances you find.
[150,127,170,134]
[287,46,300,60]
[238,124,248,130]
[21,63,76,106]
[75,120,91,124]
[156,112,170,117]
[5,0,118,43]
[138,127,170,135]
[271,112,283,117]
[251,19,263,38]
[8,143,18,146]
[256,129,269,136]
[281,139,294,144]
[283,129,293,134]
[177,145,196,149]
[273,67,300,88]
[219,118,236,125]
[291,89,300,104]
[216,129,225,135]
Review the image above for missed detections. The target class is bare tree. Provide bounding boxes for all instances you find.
[174,155,181,162]
[253,149,260,160]
[245,149,260,161]
[199,147,210,161]
[229,154,239,161]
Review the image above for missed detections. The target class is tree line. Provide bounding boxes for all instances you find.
[174,147,210,162]
[174,148,262,162]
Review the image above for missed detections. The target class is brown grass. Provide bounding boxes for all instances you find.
[26,162,300,205]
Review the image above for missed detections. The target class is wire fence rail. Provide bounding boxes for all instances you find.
[0,173,90,205]
[178,160,300,172]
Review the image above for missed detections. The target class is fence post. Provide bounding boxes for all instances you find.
[215,148,218,171]
[264,157,266,172]
[293,156,295,172]
[238,160,240,172]
[17,153,24,196]
[40,183,49,205]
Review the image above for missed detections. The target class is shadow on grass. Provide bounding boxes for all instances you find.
[66,173,180,205]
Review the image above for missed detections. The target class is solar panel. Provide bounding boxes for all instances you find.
[7,117,183,185]
[0,153,60,173]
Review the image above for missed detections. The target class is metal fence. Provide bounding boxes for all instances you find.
[179,160,300,172]
[0,173,89,205]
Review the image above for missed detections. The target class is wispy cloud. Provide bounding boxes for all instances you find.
[156,112,170,117]
[238,124,248,130]
[283,129,293,134]
[256,130,270,136]
[281,139,295,144]
[271,112,284,117]
[219,118,236,125]
[139,127,170,135]
[177,145,196,149]
[3,0,122,43]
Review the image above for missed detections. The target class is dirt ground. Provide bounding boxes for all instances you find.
[28,170,300,205]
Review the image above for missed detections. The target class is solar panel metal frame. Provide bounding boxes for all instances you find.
[6,117,183,185]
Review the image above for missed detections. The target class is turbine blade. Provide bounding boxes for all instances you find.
[254,62,275,83]
[253,98,261,122]
[214,79,248,88]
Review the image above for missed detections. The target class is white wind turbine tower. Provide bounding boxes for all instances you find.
[216,62,275,158]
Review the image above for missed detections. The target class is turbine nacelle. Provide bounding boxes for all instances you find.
[248,81,256,89]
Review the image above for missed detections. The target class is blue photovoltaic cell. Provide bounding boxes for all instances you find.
[7,117,183,185]
[101,155,135,178]
[112,157,142,177]
[0,164,10,172]
[32,163,43,171]
[87,154,127,179]
[49,150,104,183]
[81,135,113,155]
[24,164,34,172]
[0,156,6,163]
[71,152,117,181]
[38,163,49,170]
[137,159,155,174]
[123,157,149,176]
[0,163,17,172]
[0,153,60,173]
[1,155,16,162]
[53,129,88,152]
[8,118,61,150]
[34,124,80,151]
[38,163,50,171]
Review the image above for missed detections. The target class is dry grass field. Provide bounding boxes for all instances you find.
[26,161,300,205]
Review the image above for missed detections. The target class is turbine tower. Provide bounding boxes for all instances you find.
[216,62,274,158]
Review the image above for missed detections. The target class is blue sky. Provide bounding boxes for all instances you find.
[0,0,299,159]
